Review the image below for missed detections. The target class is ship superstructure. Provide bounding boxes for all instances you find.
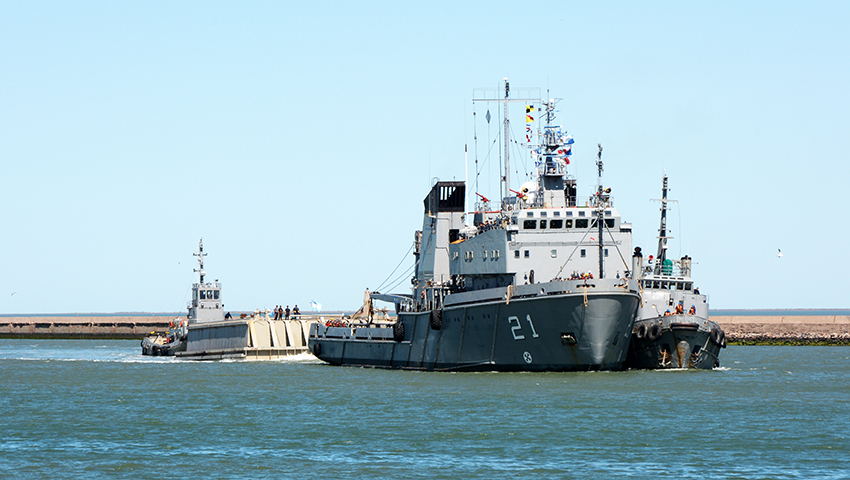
[189,238,225,324]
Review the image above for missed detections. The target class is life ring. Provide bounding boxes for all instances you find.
[647,324,662,341]
[636,324,648,340]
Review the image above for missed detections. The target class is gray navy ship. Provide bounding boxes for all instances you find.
[309,80,641,371]
[624,175,726,369]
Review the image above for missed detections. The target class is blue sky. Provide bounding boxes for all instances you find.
[2,1,848,313]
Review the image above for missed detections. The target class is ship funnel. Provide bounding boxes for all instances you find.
[632,247,643,279]
[680,256,691,277]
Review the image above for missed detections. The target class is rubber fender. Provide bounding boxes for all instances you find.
[312,342,322,356]
[152,345,161,356]
[430,309,442,330]
[636,324,648,340]
[719,330,727,348]
[393,321,404,342]
[710,329,723,346]
[647,324,662,341]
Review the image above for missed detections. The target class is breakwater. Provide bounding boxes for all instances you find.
[0,313,329,339]
[0,315,176,339]
[712,315,850,345]
[3,313,850,344]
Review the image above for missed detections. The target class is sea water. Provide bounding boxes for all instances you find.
[0,340,847,479]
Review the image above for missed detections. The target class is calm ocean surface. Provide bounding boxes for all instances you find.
[1,340,847,479]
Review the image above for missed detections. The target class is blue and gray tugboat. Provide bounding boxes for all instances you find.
[309,80,641,371]
[624,175,726,369]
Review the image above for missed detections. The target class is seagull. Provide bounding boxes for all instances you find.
[777,249,783,258]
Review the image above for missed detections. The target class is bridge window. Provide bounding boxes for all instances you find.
[214,290,220,300]
[523,220,536,229]
[524,250,530,258]
[576,219,588,228]
[199,290,206,300]
[565,219,573,228]
[514,250,520,258]
[550,219,563,228]
[540,220,547,229]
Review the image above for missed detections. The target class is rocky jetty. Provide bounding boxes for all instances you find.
[712,314,850,345]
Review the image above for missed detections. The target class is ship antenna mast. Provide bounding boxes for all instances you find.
[596,144,605,279]
[654,175,669,275]
[194,238,206,284]
[502,78,510,209]
[472,79,539,214]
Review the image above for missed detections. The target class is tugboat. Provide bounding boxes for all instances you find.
[624,175,726,369]
[309,80,641,371]
[141,238,220,356]
[140,318,187,356]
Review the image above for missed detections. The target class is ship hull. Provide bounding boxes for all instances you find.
[624,315,725,369]
[310,280,640,372]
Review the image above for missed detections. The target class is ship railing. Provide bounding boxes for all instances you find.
[641,262,691,279]
[512,196,613,209]
[639,276,694,292]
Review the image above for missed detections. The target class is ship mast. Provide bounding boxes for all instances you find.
[596,144,605,279]
[472,79,539,214]
[194,238,206,284]
[654,175,669,275]
[502,78,510,205]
